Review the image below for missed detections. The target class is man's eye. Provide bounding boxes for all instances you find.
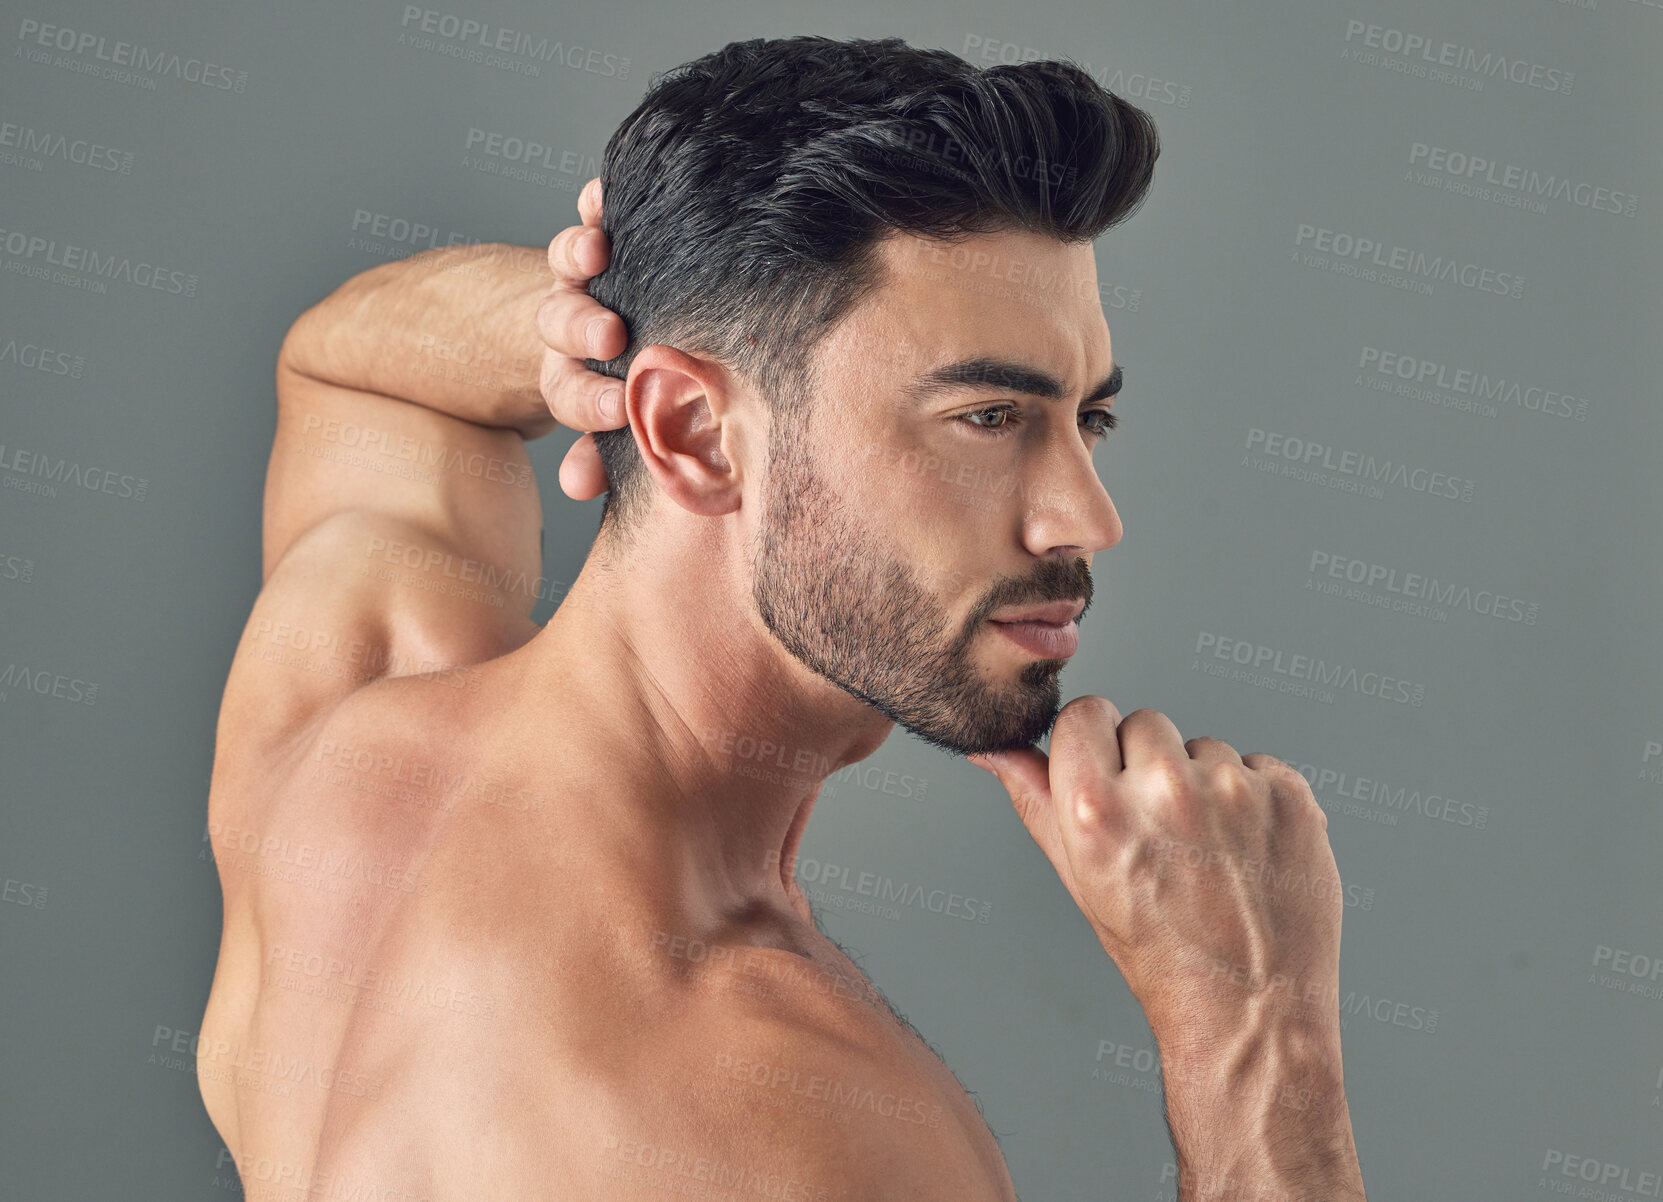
[1082,409,1119,436]
[959,406,1120,437]
[962,406,1017,433]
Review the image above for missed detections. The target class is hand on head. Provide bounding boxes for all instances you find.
[538,177,628,500]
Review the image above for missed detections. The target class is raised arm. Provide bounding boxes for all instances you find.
[972,702,1368,1202]
[218,184,632,773]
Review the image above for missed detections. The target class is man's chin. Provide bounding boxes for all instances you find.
[891,684,1063,757]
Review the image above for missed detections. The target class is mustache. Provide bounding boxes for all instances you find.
[974,556,1093,625]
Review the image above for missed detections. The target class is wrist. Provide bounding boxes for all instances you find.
[1157,1020,1365,1202]
[288,243,555,435]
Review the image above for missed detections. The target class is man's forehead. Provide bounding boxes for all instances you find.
[845,228,1114,384]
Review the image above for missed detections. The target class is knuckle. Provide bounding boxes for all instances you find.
[1054,695,1119,741]
[1201,760,1257,803]
[1138,757,1190,805]
[535,293,562,342]
[1269,770,1316,807]
[1184,735,1237,757]
[566,306,597,356]
[1063,694,1119,723]
[540,355,574,411]
[553,226,585,277]
[1063,787,1112,835]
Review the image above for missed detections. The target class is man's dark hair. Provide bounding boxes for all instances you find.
[583,35,1160,537]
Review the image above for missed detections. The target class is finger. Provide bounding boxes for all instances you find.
[1243,753,1327,829]
[1183,736,1243,766]
[559,433,612,501]
[547,222,610,282]
[1047,696,1129,840]
[1241,751,1295,776]
[1115,708,1185,772]
[970,746,1070,871]
[537,288,626,362]
[540,352,627,432]
[579,176,604,226]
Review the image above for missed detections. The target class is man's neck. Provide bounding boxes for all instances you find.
[506,522,896,915]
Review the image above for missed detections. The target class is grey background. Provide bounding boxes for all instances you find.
[2,0,1659,1198]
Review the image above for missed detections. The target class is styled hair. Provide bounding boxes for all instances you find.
[584,35,1160,536]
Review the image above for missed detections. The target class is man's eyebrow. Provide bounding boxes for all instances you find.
[904,357,1123,406]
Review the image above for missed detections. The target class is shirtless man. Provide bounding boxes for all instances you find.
[197,36,1367,1202]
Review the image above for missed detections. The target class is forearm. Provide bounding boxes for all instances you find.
[1156,1019,1366,1202]
[282,242,554,436]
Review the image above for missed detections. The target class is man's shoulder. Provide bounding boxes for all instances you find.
[213,505,539,791]
[420,975,1006,1202]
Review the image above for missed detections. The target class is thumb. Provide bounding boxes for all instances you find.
[558,432,611,501]
[970,747,1070,877]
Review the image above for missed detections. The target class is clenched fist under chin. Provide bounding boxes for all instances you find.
[970,698,1345,1056]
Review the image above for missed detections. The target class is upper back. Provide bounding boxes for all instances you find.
[202,664,1016,1201]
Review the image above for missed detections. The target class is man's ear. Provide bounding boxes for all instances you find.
[624,345,746,518]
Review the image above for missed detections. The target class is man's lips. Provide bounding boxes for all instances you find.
[988,615,1079,658]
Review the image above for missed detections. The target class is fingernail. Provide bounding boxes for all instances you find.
[586,315,610,356]
[600,386,623,424]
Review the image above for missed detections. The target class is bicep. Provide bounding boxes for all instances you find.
[265,351,542,586]
[218,509,532,768]
[220,347,547,763]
